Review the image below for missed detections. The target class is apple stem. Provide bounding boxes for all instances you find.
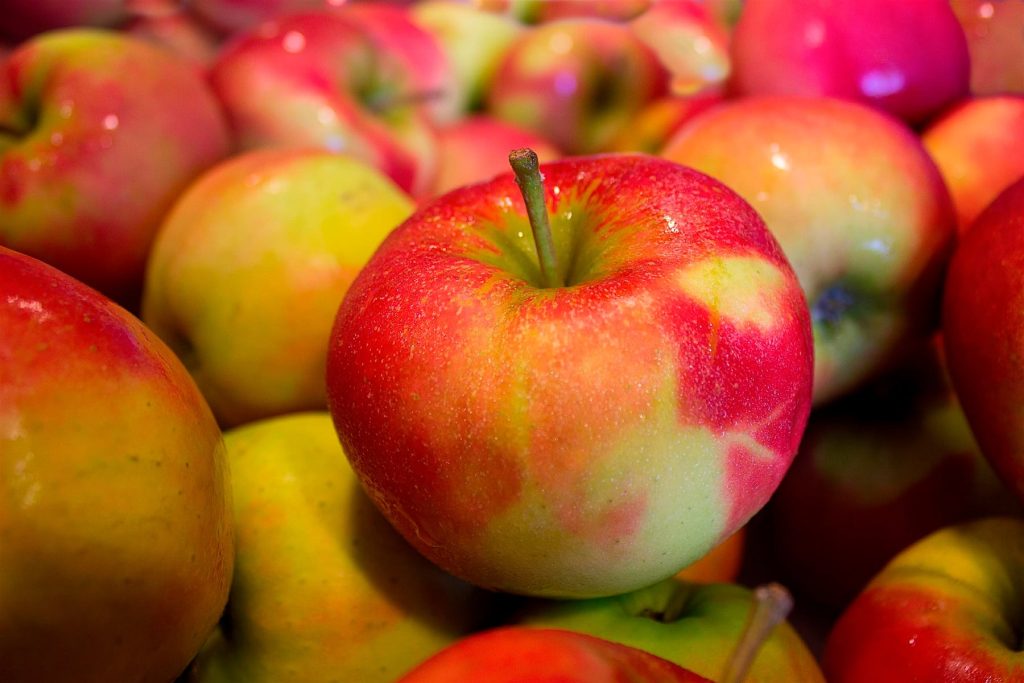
[509,148,561,288]
[719,583,794,683]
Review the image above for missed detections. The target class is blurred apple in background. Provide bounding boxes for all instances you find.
[923,95,1024,233]
[411,0,523,115]
[944,176,1024,503]
[486,18,668,154]
[663,95,955,405]
[0,29,230,307]
[123,6,222,67]
[326,152,813,598]
[675,528,745,585]
[0,247,233,683]
[608,93,721,154]
[769,339,1021,611]
[477,0,651,23]
[0,0,128,42]
[209,10,441,196]
[951,0,1024,96]
[729,0,969,125]
[142,148,414,427]
[824,517,1024,682]
[187,413,490,683]
[189,0,341,35]
[430,115,559,197]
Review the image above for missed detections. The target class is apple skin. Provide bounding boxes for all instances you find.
[769,338,1021,611]
[729,0,970,125]
[0,29,230,307]
[186,412,490,683]
[662,95,955,405]
[608,93,722,154]
[517,579,825,683]
[0,246,233,683]
[123,8,223,67]
[189,0,336,35]
[923,95,1024,234]
[326,153,813,598]
[0,0,127,42]
[142,148,415,428]
[674,527,744,584]
[398,627,713,683]
[209,11,439,197]
[943,177,1024,503]
[823,517,1024,682]
[486,18,669,155]
[951,0,1024,96]
[430,115,560,197]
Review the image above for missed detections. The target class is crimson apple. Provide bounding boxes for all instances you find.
[730,0,970,125]
[0,29,230,306]
[0,0,127,42]
[326,151,813,598]
[951,0,1024,96]
[943,176,1024,502]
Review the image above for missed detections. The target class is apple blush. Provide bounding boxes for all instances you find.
[326,149,813,598]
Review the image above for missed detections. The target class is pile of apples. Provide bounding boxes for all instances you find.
[3,0,1024,681]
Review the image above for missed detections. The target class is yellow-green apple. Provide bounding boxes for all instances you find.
[629,0,731,96]
[608,93,721,154]
[943,176,1024,502]
[477,0,652,23]
[823,517,1024,682]
[0,29,230,307]
[923,95,1024,233]
[399,627,713,683]
[951,0,1024,96]
[0,0,127,41]
[769,339,1021,610]
[410,0,523,114]
[430,115,560,197]
[517,580,825,683]
[662,95,955,405]
[186,412,490,683]
[325,151,814,598]
[729,0,970,125]
[0,246,233,682]
[142,148,414,427]
[486,18,668,154]
[209,10,440,197]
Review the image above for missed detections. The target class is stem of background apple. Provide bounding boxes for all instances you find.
[719,583,794,683]
[509,148,562,288]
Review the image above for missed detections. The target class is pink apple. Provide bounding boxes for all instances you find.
[209,10,440,197]
[0,29,230,306]
[729,0,970,125]
[923,95,1024,233]
[943,176,1024,502]
[662,95,955,405]
[326,152,813,598]
[486,18,669,154]
[430,115,560,197]
[0,0,128,42]
[951,0,1024,96]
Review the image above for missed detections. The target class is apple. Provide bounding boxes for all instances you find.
[768,338,1021,610]
[486,18,668,154]
[922,95,1024,234]
[943,176,1024,503]
[410,0,523,114]
[951,0,1024,96]
[823,517,1024,682]
[188,0,338,35]
[325,150,813,598]
[430,115,560,197]
[476,0,651,23]
[142,148,415,427]
[516,579,825,683]
[729,0,970,125]
[0,246,233,682]
[186,412,490,683]
[674,527,745,585]
[608,93,722,154]
[123,6,223,67]
[209,10,440,197]
[0,0,127,42]
[662,95,955,405]
[0,29,230,307]
[398,627,712,683]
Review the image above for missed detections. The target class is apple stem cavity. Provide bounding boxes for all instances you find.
[509,148,561,288]
[719,583,794,683]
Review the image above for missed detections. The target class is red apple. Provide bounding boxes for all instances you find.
[923,95,1024,234]
[729,0,970,125]
[326,151,813,598]
[0,0,128,42]
[943,176,1024,502]
[951,0,1024,96]
[662,95,955,405]
[0,246,233,682]
[189,0,338,35]
[123,6,223,67]
[0,29,230,306]
[209,10,440,197]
